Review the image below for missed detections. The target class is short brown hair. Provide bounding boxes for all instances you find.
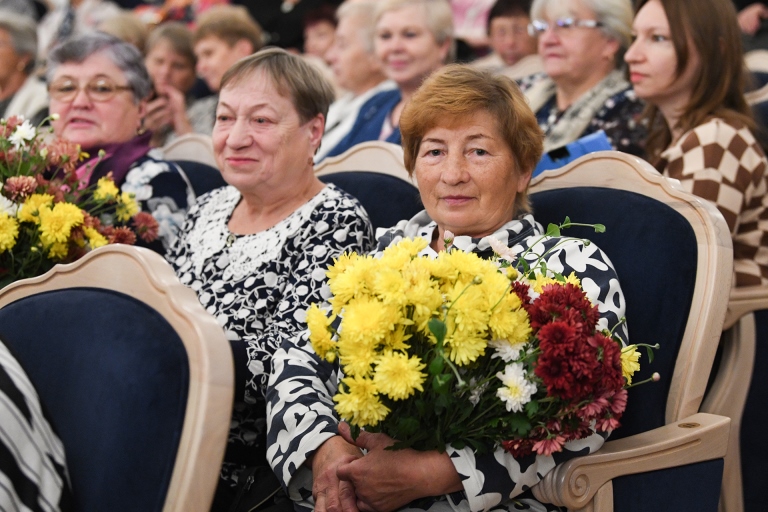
[220,47,335,124]
[193,5,264,52]
[400,64,543,214]
[146,22,195,67]
[637,0,755,161]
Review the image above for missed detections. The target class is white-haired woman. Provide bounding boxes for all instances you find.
[519,0,646,156]
[323,0,453,159]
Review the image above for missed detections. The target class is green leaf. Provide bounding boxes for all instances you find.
[429,356,445,375]
[525,400,539,415]
[646,345,655,363]
[546,223,561,237]
[433,373,452,393]
[435,392,451,411]
[594,224,606,233]
[509,414,532,436]
[428,318,447,344]
[396,417,420,438]
[563,215,571,224]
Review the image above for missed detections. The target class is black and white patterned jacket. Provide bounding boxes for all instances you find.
[266,212,628,512]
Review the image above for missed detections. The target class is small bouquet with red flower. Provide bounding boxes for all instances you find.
[307,219,657,457]
[0,115,159,286]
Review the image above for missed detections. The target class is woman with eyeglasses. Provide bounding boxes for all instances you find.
[518,0,646,156]
[47,32,196,254]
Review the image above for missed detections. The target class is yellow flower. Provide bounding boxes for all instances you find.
[115,192,139,222]
[372,267,408,306]
[328,255,377,311]
[445,281,490,336]
[326,252,360,281]
[382,325,411,351]
[488,293,528,341]
[307,303,336,362]
[373,351,426,400]
[621,345,642,385]
[38,202,84,247]
[47,241,69,260]
[334,375,390,427]
[338,297,398,346]
[530,271,582,294]
[0,213,19,253]
[18,194,54,223]
[378,237,427,269]
[84,227,108,249]
[93,177,120,201]
[445,332,486,366]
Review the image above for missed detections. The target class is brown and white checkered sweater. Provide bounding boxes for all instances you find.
[658,117,768,287]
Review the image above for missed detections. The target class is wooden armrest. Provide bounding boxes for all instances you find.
[723,285,768,330]
[530,413,730,510]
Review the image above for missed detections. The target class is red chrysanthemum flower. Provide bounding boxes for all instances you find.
[131,212,159,243]
[4,176,38,201]
[108,226,136,245]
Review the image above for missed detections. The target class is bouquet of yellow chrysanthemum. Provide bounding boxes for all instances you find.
[0,115,159,286]
[308,221,657,456]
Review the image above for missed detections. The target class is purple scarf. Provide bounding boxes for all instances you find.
[80,132,153,187]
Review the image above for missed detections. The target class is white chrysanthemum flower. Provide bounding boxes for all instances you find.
[488,236,517,262]
[9,120,35,149]
[489,338,525,362]
[496,363,537,413]
[0,194,18,216]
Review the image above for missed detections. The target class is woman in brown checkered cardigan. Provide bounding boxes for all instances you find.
[626,0,768,287]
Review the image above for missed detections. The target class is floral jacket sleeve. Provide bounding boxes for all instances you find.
[266,213,627,512]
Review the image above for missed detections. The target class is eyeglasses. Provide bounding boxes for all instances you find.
[527,18,604,36]
[48,77,134,102]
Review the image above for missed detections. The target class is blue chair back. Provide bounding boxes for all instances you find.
[319,172,423,231]
[0,288,189,512]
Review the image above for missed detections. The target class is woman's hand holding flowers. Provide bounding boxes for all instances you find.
[311,434,363,512]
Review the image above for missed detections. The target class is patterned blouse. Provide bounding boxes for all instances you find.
[266,212,628,512]
[656,118,768,287]
[166,183,373,487]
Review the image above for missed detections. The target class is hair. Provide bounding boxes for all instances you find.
[336,1,378,54]
[303,4,338,30]
[530,0,633,65]
[374,0,455,62]
[46,32,152,103]
[636,0,756,161]
[487,0,533,33]
[220,47,335,124]
[400,64,543,214]
[193,5,264,52]
[97,11,150,55]
[0,10,38,75]
[146,22,196,67]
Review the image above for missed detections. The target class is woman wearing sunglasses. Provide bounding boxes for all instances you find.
[47,32,196,255]
[519,0,646,156]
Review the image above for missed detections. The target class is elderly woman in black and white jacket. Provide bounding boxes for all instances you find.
[267,65,627,512]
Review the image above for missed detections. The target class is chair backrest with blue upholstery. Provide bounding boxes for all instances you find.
[528,151,733,512]
[0,245,233,512]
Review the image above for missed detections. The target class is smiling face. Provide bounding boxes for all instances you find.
[374,4,450,93]
[536,0,619,87]
[194,36,252,92]
[212,70,324,197]
[145,39,196,93]
[415,110,530,238]
[49,52,144,149]
[625,0,700,116]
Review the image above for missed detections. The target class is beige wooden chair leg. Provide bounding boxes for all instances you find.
[701,314,756,512]
[572,482,613,512]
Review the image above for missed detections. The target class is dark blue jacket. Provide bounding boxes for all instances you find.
[324,89,402,159]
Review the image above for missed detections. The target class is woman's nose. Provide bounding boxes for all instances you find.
[441,154,469,184]
[625,40,641,63]
[70,87,93,108]
[225,118,251,148]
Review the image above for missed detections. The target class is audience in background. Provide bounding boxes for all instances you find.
[518,0,646,156]
[37,0,121,61]
[166,48,373,510]
[143,22,199,147]
[450,0,495,51]
[97,10,149,54]
[47,33,195,253]
[303,3,337,60]
[317,0,395,161]
[323,0,453,158]
[627,0,768,287]
[0,11,47,124]
[471,0,540,77]
[189,5,264,136]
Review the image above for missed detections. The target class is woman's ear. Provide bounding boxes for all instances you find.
[516,168,533,194]
[307,113,325,152]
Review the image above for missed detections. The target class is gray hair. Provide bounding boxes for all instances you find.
[220,47,335,124]
[374,0,455,61]
[336,1,378,54]
[530,0,633,65]
[0,10,37,74]
[46,32,152,103]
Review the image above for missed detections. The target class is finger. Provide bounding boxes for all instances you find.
[338,480,359,512]
[315,490,327,512]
